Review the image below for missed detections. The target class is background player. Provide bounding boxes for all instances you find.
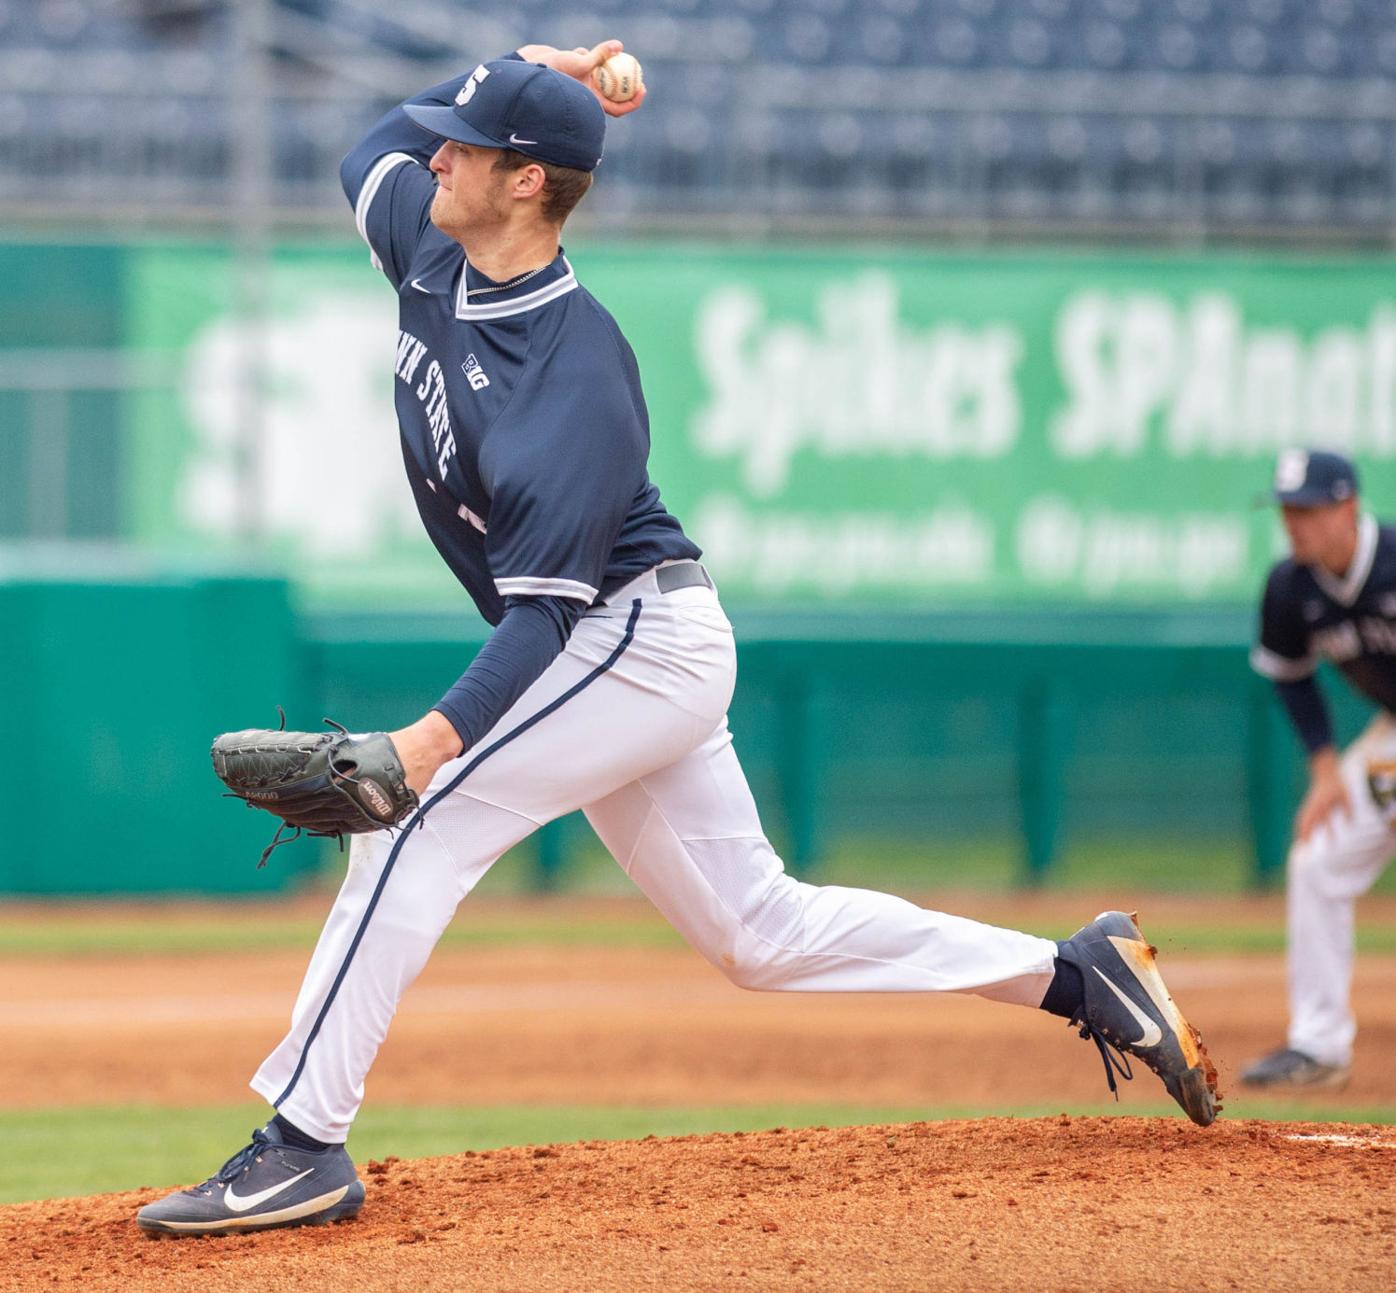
[1243,449,1396,1089]
[135,38,1217,1237]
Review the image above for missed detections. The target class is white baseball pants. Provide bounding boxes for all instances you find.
[251,566,1059,1143]
[1286,713,1396,1067]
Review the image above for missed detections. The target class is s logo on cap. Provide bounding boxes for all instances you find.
[455,64,491,107]
[1275,449,1309,493]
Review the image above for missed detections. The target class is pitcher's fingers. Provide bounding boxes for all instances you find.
[585,39,624,68]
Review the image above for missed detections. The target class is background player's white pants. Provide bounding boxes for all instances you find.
[1287,714,1396,1066]
[251,568,1058,1143]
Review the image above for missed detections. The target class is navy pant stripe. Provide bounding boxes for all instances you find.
[272,600,643,1111]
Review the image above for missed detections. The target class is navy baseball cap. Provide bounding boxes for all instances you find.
[1270,448,1360,506]
[403,60,605,172]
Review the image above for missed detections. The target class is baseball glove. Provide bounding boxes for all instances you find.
[212,717,419,866]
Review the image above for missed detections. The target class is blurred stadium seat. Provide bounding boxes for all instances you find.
[0,0,1392,236]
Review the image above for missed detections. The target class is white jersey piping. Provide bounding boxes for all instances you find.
[494,575,597,603]
[1250,644,1318,683]
[1311,513,1378,608]
[355,152,416,272]
[456,258,578,321]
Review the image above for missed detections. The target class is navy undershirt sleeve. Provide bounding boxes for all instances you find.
[432,594,584,751]
[1274,677,1335,755]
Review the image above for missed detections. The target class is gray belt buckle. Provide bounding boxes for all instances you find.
[656,562,713,595]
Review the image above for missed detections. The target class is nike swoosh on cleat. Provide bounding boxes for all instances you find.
[224,1167,315,1213]
[508,133,539,146]
[1092,966,1163,1048]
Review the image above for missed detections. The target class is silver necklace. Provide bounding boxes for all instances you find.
[464,263,549,298]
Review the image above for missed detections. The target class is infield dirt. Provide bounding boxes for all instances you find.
[4,1118,1395,1291]
[3,893,1396,1289]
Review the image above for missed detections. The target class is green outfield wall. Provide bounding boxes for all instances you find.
[0,567,316,894]
[2,573,1373,896]
[306,601,1371,892]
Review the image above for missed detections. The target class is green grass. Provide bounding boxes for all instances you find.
[5,1099,1395,1206]
[470,835,1206,898]
[0,911,685,958]
[1143,925,1396,954]
[814,835,1396,898]
[473,832,1396,899]
[0,1103,908,1203]
[5,829,1394,959]
[7,899,1396,958]
[6,823,1394,933]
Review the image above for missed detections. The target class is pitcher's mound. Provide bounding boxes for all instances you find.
[4,1117,1394,1292]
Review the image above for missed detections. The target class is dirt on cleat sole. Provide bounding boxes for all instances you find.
[1126,913,1223,1127]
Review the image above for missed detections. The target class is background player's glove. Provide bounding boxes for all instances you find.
[212,719,419,866]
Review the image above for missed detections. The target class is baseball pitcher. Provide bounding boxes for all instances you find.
[137,41,1218,1237]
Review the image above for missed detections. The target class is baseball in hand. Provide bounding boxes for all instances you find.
[595,52,643,103]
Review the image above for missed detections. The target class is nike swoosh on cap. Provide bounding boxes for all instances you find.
[1092,966,1163,1048]
[224,1167,315,1213]
[509,133,539,146]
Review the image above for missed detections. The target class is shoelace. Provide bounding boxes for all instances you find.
[1070,1012,1135,1100]
[255,819,307,870]
[190,1127,274,1194]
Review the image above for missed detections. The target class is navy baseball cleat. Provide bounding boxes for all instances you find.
[1058,910,1221,1127]
[136,1122,365,1236]
[1240,1047,1350,1091]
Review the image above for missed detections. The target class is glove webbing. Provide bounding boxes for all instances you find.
[225,712,418,868]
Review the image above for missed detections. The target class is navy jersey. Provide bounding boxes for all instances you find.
[1251,515,1396,719]
[344,82,698,630]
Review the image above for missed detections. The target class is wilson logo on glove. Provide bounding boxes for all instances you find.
[356,779,395,820]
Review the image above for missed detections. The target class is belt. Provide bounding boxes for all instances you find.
[597,560,712,607]
[656,561,714,594]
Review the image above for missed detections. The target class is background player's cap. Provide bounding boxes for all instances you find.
[1269,448,1360,506]
[402,59,605,172]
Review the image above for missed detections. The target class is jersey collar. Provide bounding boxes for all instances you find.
[1311,512,1378,607]
[455,250,577,322]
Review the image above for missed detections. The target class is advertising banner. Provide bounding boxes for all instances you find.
[125,242,1396,607]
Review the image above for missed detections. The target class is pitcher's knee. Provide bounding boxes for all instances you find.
[702,874,808,990]
[714,943,787,991]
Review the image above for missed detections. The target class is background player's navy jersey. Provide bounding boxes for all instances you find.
[1252,515,1396,715]
[343,78,698,628]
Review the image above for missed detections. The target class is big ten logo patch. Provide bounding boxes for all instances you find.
[462,354,490,391]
